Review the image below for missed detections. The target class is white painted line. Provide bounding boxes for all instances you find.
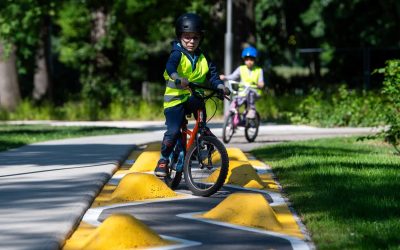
[224,184,286,205]
[83,194,200,226]
[151,235,202,249]
[177,212,310,250]
[106,171,159,185]
[81,194,203,249]
[82,208,103,226]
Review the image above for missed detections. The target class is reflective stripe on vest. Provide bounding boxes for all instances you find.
[239,65,262,96]
[163,52,209,109]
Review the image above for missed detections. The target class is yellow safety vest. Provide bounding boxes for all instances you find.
[163,52,209,109]
[239,65,262,96]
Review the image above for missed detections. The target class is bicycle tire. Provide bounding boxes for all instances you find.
[184,136,229,197]
[222,112,235,143]
[164,170,182,190]
[164,145,184,189]
[245,112,260,142]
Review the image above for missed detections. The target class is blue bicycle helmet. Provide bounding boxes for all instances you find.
[241,46,258,58]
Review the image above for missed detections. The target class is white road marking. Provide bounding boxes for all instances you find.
[177,212,311,250]
[224,184,286,205]
[81,194,202,249]
[77,147,312,249]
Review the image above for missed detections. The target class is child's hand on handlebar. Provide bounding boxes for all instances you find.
[217,84,231,96]
[177,77,189,89]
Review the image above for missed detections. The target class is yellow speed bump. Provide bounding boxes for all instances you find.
[205,160,267,189]
[129,151,160,172]
[111,173,177,202]
[201,193,303,238]
[128,142,161,172]
[64,213,172,250]
[227,148,249,161]
[211,147,248,162]
[202,193,282,231]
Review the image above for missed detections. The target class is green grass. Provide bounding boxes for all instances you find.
[252,137,400,250]
[0,124,139,152]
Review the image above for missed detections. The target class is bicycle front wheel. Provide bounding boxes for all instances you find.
[164,169,182,190]
[222,113,235,143]
[245,112,260,142]
[184,136,229,197]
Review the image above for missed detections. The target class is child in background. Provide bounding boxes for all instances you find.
[220,46,264,119]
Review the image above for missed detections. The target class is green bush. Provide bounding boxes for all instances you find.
[256,94,303,123]
[289,85,386,127]
[375,59,400,152]
[0,100,58,120]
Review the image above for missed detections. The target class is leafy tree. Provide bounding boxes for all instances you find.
[0,0,56,102]
[56,0,224,119]
[254,0,400,90]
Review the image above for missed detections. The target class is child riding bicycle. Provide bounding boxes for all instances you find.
[220,46,264,119]
[154,13,230,177]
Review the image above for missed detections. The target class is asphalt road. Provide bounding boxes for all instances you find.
[0,122,375,249]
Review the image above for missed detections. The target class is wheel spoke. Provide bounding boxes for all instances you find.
[184,136,229,196]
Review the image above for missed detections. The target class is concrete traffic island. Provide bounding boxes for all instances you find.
[63,213,172,250]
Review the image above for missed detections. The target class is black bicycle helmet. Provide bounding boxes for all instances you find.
[175,13,204,38]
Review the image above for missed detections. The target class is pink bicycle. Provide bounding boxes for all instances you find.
[222,80,260,143]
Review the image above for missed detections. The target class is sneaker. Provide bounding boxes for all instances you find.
[154,159,169,177]
[246,109,256,119]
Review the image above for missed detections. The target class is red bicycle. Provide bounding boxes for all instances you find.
[164,81,230,197]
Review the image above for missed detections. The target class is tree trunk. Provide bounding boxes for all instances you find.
[33,19,52,101]
[0,43,21,111]
[91,8,107,43]
[33,39,50,101]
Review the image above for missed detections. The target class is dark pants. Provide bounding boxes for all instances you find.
[247,89,259,109]
[160,95,206,159]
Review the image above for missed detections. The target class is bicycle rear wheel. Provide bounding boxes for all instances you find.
[184,136,229,196]
[222,113,235,143]
[164,146,183,190]
[245,112,260,142]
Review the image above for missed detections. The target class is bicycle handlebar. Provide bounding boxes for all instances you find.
[227,80,254,95]
[175,79,231,101]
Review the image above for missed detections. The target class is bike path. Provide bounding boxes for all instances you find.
[99,195,293,250]
[64,142,311,250]
[0,124,374,249]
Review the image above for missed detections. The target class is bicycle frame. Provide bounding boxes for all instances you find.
[181,109,203,151]
[226,80,259,125]
[165,80,230,195]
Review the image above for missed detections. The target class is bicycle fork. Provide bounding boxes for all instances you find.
[195,110,208,169]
